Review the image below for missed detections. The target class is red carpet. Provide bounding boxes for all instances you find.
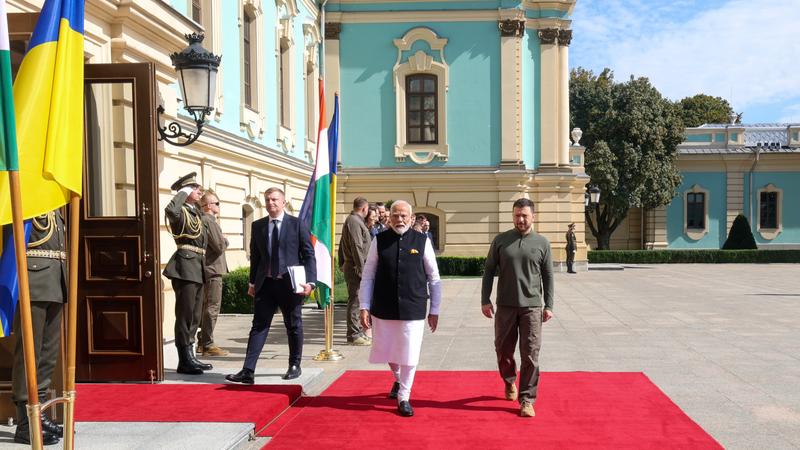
[75,383,301,431]
[264,371,721,449]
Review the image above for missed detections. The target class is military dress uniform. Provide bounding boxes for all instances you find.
[162,172,212,375]
[11,209,67,445]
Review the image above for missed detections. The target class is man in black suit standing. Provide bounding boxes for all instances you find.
[226,187,316,384]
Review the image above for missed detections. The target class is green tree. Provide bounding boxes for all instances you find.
[570,68,684,250]
[678,94,735,127]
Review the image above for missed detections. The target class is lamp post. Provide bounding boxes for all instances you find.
[585,185,601,211]
[157,33,222,146]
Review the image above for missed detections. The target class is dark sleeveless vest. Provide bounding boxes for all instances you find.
[371,229,429,320]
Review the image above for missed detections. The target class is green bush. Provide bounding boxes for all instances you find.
[723,214,758,249]
[436,256,486,276]
[221,267,253,314]
[588,249,800,264]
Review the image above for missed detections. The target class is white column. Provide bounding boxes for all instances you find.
[324,21,341,163]
[499,19,524,166]
[558,30,572,166]
[538,28,559,167]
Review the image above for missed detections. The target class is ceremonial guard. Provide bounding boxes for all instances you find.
[11,209,67,445]
[162,172,212,375]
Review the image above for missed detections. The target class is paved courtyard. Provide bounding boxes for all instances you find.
[208,264,800,449]
[2,264,797,449]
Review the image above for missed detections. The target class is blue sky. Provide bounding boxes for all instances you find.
[570,0,800,124]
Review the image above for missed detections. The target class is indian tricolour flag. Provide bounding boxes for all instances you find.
[303,81,340,308]
[0,0,22,337]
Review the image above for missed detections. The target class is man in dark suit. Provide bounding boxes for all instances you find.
[12,209,66,445]
[226,187,316,384]
[162,172,213,375]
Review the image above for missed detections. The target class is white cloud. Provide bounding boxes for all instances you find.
[571,0,800,122]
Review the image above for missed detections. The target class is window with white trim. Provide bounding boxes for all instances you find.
[239,0,265,138]
[756,184,782,240]
[392,28,449,164]
[686,192,705,229]
[683,184,709,241]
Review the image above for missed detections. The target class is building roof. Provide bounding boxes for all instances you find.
[681,123,799,154]
[679,146,800,155]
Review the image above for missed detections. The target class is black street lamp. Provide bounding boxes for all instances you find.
[157,33,222,146]
[585,185,601,211]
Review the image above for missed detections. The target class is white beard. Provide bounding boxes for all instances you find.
[391,223,408,234]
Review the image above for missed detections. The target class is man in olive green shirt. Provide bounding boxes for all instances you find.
[481,198,554,418]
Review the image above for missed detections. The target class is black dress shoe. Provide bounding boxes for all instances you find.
[225,368,255,385]
[388,381,400,399]
[41,412,63,437]
[282,365,302,380]
[397,400,414,417]
[14,423,60,445]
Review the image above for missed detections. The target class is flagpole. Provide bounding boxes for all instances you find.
[8,172,44,450]
[62,193,80,450]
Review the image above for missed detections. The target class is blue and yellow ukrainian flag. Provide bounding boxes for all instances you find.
[0,0,84,225]
[0,0,83,336]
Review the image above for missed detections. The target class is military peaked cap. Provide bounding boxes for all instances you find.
[171,172,200,191]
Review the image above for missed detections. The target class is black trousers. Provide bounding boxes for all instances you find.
[243,277,303,370]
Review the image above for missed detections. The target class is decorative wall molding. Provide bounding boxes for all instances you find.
[538,28,559,45]
[558,29,572,46]
[498,19,525,37]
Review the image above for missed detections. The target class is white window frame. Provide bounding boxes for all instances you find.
[302,22,320,161]
[239,0,265,138]
[275,0,298,152]
[393,28,449,164]
[189,0,224,121]
[757,183,782,240]
[683,184,709,241]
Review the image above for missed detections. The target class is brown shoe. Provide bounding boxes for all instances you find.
[504,383,518,401]
[520,401,535,417]
[203,345,230,356]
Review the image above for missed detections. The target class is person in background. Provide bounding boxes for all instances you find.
[565,223,577,274]
[339,197,372,345]
[366,205,380,238]
[197,191,230,357]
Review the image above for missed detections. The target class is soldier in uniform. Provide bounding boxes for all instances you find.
[162,172,213,375]
[565,223,577,274]
[12,209,67,445]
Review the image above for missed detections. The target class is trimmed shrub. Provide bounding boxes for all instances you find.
[588,250,800,264]
[436,256,486,276]
[221,267,253,314]
[723,214,757,249]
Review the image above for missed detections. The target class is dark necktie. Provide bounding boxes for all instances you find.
[270,219,280,278]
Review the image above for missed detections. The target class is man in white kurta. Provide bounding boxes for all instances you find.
[359,200,441,417]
